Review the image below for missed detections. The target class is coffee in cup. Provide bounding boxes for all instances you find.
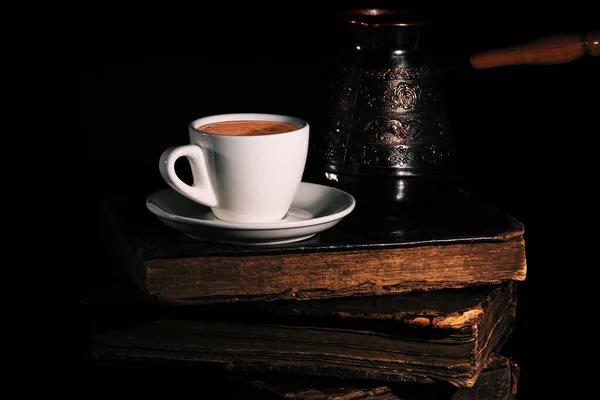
[159,113,309,224]
[196,120,300,136]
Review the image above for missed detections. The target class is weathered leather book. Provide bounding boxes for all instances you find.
[99,185,526,305]
[89,281,516,389]
[229,353,520,399]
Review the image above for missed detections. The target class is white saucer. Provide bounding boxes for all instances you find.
[146,182,356,245]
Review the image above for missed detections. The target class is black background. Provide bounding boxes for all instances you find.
[82,3,599,398]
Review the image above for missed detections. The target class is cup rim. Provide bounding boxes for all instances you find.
[189,113,308,136]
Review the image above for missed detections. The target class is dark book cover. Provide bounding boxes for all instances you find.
[97,186,526,305]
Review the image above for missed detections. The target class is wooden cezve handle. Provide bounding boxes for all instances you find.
[471,31,599,69]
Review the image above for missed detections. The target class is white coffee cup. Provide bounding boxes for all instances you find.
[159,113,309,223]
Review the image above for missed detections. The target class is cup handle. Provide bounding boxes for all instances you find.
[159,145,218,207]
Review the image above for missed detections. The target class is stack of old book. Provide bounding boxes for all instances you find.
[84,183,526,399]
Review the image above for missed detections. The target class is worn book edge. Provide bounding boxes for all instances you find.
[89,282,516,388]
[229,352,519,400]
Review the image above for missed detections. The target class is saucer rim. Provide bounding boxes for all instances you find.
[146,182,356,231]
[185,233,317,246]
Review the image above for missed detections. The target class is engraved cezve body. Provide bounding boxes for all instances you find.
[324,64,455,177]
[322,9,458,204]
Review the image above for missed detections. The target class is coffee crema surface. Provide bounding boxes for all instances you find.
[197,120,300,136]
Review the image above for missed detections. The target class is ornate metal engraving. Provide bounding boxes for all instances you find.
[343,143,455,174]
[362,115,441,145]
[360,81,431,111]
[387,146,413,166]
[363,67,429,80]
[392,82,420,110]
[324,61,455,179]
